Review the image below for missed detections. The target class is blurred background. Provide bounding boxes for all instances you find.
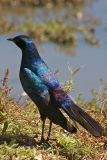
[0,0,107,101]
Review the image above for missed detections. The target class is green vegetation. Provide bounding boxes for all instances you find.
[22,18,99,46]
[0,17,99,46]
[0,69,106,160]
[1,0,86,7]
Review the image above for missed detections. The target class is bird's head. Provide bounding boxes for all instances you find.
[7,35,33,50]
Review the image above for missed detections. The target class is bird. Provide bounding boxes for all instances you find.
[7,35,103,142]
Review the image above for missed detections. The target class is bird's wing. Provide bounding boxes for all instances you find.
[23,68,50,105]
[31,62,103,136]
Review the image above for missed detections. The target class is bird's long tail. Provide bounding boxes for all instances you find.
[62,102,103,137]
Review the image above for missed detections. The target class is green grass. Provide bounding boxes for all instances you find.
[0,69,106,160]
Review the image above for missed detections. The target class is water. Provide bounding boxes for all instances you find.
[0,0,107,101]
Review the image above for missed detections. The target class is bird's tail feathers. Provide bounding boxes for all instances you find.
[62,120,77,134]
[62,103,103,137]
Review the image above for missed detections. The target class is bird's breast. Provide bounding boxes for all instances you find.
[19,70,28,92]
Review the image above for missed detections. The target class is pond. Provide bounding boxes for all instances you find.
[0,0,107,101]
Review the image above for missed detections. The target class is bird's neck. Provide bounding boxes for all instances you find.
[21,43,41,68]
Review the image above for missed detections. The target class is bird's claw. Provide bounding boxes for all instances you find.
[38,137,48,144]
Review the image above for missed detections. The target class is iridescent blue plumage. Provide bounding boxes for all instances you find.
[8,35,103,142]
[21,68,49,105]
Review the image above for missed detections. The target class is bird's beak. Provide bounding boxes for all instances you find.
[7,38,14,41]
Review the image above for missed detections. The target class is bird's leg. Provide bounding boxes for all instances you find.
[40,118,46,143]
[46,120,52,141]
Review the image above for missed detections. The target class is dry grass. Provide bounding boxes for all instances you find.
[0,69,106,160]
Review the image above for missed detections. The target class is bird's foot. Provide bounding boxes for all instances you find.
[46,137,50,142]
[39,137,45,144]
[38,137,49,145]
